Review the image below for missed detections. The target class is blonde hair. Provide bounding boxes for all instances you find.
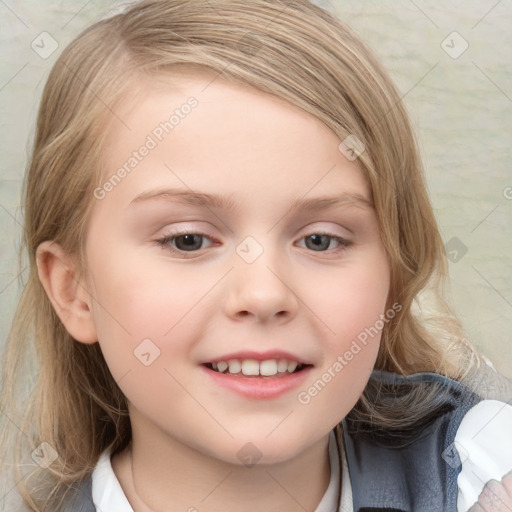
[0,0,496,510]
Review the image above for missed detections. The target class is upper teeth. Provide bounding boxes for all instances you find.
[211,359,301,376]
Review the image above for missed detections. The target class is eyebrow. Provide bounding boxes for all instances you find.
[129,187,374,212]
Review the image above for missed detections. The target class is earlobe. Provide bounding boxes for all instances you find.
[36,241,98,344]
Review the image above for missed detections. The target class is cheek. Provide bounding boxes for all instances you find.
[295,263,388,427]
[306,257,390,349]
[91,245,202,324]
[86,252,209,372]
[86,260,211,418]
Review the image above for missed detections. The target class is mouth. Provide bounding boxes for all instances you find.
[202,358,312,379]
[200,355,314,399]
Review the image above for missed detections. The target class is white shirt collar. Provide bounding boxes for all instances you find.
[92,429,352,512]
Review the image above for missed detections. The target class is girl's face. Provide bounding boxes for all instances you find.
[82,72,390,465]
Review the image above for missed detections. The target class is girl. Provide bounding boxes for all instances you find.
[1,1,511,511]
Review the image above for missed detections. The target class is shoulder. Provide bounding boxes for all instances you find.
[60,448,131,512]
[59,475,95,512]
[341,370,511,512]
[344,370,483,448]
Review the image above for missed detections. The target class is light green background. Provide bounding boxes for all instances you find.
[0,1,511,378]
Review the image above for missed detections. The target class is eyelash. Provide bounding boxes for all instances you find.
[154,229,353,257]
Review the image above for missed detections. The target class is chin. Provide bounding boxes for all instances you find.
[208,430,318,468]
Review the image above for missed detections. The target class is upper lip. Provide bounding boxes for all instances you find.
[200,350,312,365]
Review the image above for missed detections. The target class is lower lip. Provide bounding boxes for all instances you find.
[200,365,313,400]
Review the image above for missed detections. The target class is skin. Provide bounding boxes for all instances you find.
[37,72,391,512]
[468,471,512,511]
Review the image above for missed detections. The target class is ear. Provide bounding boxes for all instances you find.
[36,241,98,344]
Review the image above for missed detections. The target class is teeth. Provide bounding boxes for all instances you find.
[209,358,305,376]
[277,359,288,373]
[241,359,259,376]
[260,360,277,376]
[287,361,298,373]
[228,359,241,374]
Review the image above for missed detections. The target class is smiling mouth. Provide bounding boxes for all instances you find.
[203,358,311,379]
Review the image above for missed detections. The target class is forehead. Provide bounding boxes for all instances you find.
[106,69,332,152]
[96,70,370,209]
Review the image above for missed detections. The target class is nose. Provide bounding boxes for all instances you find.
[223,248,299,324]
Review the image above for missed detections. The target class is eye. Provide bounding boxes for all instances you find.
[297,233,353,253]
[155,230,215,254]
[154,230,352,257]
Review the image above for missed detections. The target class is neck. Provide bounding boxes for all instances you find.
[112,413,332,512]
